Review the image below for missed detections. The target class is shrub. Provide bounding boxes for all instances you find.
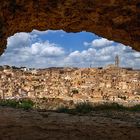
[71,89,79,94]
[128,104,140,111]
[56,102,131,114]
[42,97,47,100]
[56,102,126,114]
[0,99,18,108]
[18,99,34,110]
[57,106,69,113]
[118,95,127,100]
[93,103,125,111]
[75,102,93,113]
[0,99,34,110]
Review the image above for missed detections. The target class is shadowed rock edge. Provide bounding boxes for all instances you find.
[0,0,140,55]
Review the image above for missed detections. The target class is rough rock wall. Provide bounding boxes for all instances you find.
[0,0,140,55]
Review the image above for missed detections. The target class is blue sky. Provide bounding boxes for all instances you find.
[0,30,140,69]
[31,30,95,51]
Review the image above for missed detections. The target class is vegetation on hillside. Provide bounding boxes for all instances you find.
[0,99,140,113]
[0,99,34,110]
[57,102,140,114]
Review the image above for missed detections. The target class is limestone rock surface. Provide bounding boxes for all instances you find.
[0,0,140,54]
[0,107,140,140]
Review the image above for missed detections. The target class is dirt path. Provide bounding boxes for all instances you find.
[0,107,140,140]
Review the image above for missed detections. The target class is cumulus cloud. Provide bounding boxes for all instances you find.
[0,31,140,69]
[84,38,114,48]
[7,32,36,49]
[64,41,140,68]
[31,42,64,57]
[0,32,65,68]
[32,29,64,35]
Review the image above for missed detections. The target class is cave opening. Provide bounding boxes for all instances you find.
[0,30,140,70]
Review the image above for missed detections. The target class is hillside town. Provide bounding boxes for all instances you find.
[0,63,140,106]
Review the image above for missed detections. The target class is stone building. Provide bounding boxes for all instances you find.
[0,65,139,106]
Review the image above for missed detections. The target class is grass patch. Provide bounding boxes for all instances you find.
[1,99,140,113]
[0,99,34,110]
[128,104,140,111]
[56,102,140,114]
[0,99,18,108]
[93,103,125,111]
[56,102,94,114]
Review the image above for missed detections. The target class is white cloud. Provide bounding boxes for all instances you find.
[7,32,35,49]
[31,41,64,57]
[0,32,65,68]
[84,38,114,48]
[32,29,64,35]
[83,42,90,47]
[64,41,140,68]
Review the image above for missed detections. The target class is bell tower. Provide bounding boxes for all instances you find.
[115,55,119,67]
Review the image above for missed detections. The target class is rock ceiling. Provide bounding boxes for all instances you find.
[0,0,140,55]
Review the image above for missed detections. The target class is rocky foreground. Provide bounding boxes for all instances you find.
[0,107,140,140]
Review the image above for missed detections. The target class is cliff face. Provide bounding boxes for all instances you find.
[0,0,140,55]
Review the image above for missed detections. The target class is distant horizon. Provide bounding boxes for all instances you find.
[1,64,140,70]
